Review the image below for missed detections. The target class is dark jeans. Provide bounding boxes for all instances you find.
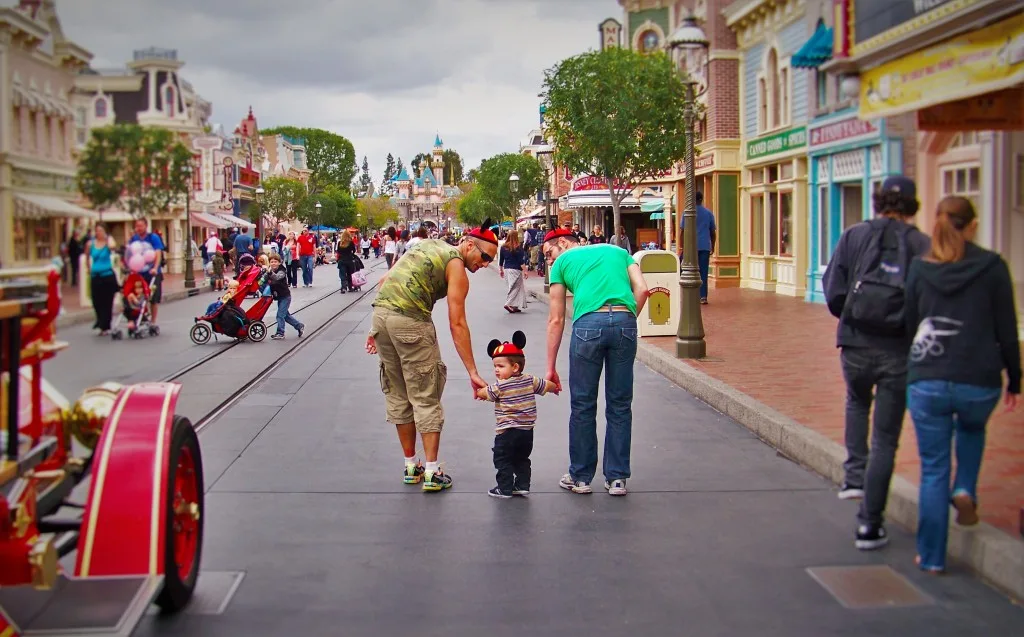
[287,260,299,287]
[908,380,999,571]
[568,310,638,483]
[337,263,351,291]
[275,296,303,335]
[698,250,710,299]
[299,255,314,285]
[90,273,118,330]
[840,346,908,526]
[493,428,534,492]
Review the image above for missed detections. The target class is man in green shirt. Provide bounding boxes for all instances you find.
[366,224,498,492]
[544,228,649,496]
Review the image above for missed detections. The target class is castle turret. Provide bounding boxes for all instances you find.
[432,134,445,186]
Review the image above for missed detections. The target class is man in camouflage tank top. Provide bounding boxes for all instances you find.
[366,226,498,492]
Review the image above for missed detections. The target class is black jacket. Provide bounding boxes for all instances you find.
[822,217,931,352]
[268,264,290,300]
[905,243,1021,394]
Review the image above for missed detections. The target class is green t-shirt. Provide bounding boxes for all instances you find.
[549,244,637,323]
[373,239,462,322]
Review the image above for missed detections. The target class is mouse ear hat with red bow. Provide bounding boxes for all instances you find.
[487,330,527,358]
[467,217,499,246]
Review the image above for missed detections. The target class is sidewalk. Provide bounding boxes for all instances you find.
[525,273,1024,599]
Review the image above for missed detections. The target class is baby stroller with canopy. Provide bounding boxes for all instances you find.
[111,272,159,340]
[190,265,273,344]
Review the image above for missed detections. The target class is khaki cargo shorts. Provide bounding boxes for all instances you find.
[370,307,448,433]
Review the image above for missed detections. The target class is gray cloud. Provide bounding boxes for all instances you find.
[58,0,622,178]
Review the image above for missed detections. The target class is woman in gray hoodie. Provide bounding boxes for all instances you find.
[904,196,1020,573]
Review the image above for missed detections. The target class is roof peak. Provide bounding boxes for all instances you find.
[434,133,443,147]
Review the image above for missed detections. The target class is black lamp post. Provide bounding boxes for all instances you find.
[668,15,710,360]
[315,201,322,237]
[183,161,196,293]
[535,148,554,292]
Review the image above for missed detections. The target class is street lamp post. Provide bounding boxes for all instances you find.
[668,15,710,359]
[183,161,197,294]
[255,185,266,240]
[507,172,520,240]
[315,201,322,238]
[535,148,554,293]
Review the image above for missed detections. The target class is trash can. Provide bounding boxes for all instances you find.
[633,250,679,337]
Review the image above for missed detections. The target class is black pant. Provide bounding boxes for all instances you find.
[337,262,351,290]
[840,346,908,527]
[287,260,299,287]
[90,273,118,330]
[493,428,534,492]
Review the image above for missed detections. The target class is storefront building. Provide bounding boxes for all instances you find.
[824,0,1024,336]
[726,0,811,297]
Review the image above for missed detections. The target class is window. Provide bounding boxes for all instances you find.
[941,164,981,210]
[758,78,768,132]
[767,49,780,129]
[74,106,86,126]
[818,186,830,267]
[780,67,789,127]
[11,107,20,149]
[639,30,660,53]
[779,191,793,256]
[750,168,764,185]
[751,195,764,254]
[94,97,107,118]
[841,183,863,229]
[780,162,794,181]
[76,129,87,147]
[192,160,202,191]
[949,132,979,148]
[769,192,779,255]
[165,86,175,117]
[815,70,828,110]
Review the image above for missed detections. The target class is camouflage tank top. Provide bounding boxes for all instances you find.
[373,239,463,322]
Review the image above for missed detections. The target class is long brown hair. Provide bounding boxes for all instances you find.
[339,230,352,248]
[504,230,521,251]
[929,196,976,263]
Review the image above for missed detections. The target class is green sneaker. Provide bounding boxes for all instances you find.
[422,469,453,492]
[403,463,425,485]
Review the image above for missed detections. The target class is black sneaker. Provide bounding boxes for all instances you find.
[855,524,889,550]
[271,333,285,340]
[838,482,865,500]
[423,469,453,492]
[512,488,530,496]
[488,487,512,499]
[297,325,304,338]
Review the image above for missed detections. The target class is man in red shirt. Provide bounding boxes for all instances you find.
[297,227,317,286]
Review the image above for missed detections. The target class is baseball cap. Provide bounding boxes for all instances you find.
[880,175,917,201]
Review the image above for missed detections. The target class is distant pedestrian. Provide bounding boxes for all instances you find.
[336,230,359,294]
[361,236,371,259]
[284,231,299,288]
[679,191,717,304]
[267,254,304,340]
[383,226,398,269]
[297,227,316,286]
[822,175,931,551]
[498,229,528,313]
[476,331,557,498]
[588,225,607,245]
[527,222,542,271]
[904,196,1020,573]
[129,218,165,326]
[85,223,118,335]
[233,227,253,276]
[371,234,381,258]
[609,225,632,254]
[543,228,649,496]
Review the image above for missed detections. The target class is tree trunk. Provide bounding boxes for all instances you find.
[607,176,622,238]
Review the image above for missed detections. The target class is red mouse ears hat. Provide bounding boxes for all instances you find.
[468,217,499,246]
[487,330,527,358]
[543,227,577,243]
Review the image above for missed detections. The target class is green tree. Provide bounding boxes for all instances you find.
[541,46,690,233]
[382,153,396,183]
[359,156,373,193]
[253,176,306,226]
[261,126,357,196]
[411,152,431,178]
[356,196,400,231]
[475,152,546,223]
[455,185,494,227]
[442,148,465,185]
[77,124,193,220]
[395,157,405,179]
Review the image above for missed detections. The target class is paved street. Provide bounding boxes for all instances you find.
[128,267,1021,637]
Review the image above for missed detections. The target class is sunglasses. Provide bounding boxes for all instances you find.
[478,246,494,263]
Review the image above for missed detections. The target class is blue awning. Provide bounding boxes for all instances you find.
[649,212,665,220]
[792,24,833,69]
[640,200,664,213]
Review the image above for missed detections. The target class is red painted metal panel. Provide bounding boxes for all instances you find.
[74,383,181,578]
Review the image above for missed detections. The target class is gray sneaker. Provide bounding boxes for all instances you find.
[604,479,627,496]
[558,473,592,494]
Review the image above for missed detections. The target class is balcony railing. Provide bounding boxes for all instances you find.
[237,166,260,188]
[133,47,178,61]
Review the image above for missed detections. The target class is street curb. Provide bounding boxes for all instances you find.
[529,289,1024,600]
[56,287,196,329]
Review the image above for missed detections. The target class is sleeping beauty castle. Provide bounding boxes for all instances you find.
[390,135,462,228]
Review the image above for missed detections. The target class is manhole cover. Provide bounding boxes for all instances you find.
[807,565,934,609]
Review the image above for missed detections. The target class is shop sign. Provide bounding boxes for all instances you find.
[571,175,627,191]
[852,0,967,51]
[860,12,1024,119]
[238,166,260,188]
[918,87,1024,131]
[809,117,878,149]
[746,126,808,161]
[12,168,76,195]
[695,152,715,172]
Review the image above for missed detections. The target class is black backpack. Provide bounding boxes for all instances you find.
[841,218,912,337]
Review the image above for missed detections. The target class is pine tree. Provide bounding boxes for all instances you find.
[359,156,373,193]
[395,157,405,178]
[383,153,396,183]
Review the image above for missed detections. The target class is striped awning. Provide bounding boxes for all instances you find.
[792,23,833,69]
[191,211,235,230]
[215,213,255,229]
[14,194,97,220]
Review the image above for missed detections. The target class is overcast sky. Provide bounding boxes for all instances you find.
[58,0,622,183]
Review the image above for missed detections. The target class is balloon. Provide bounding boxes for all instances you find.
[143,248,156,263]
[128,254,147,273]
[127,241,146,257]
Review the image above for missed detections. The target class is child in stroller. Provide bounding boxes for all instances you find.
[190,253,274,344]
[111,272,159,339]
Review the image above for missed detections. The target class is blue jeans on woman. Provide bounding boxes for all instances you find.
[567,310,638,484]
[908,380,1000,571]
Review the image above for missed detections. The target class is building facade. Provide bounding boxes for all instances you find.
[227,106,266,234]
[726,0,811,297]
[822,0,1023,336]
[390,135,461,226]
[0,0,94,268]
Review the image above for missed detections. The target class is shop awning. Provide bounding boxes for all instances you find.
[516,205,549,223]
[216,213,255,229]
[14,194,98,220]
[191,211,235,230]
[640,200,664,213]
[649,212,666,220]
[792,23,833,69]
[95,209,135,222]
[562,189,663,210]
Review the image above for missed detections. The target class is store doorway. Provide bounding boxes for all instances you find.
[841,183,863,229]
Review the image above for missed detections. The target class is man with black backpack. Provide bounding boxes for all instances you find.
[823,175,931,551]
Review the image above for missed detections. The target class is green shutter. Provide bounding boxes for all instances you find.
[717,174,739,257]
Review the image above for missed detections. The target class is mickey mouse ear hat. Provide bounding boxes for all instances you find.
[487,330,527,358]
[468,217,499,246]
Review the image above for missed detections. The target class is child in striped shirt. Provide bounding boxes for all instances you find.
[476,331,558,498]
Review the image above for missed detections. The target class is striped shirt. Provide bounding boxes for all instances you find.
[485,374,548,432]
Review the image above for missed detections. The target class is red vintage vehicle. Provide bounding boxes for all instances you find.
[0,267,204,636]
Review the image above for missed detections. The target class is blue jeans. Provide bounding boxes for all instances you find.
[698,250,710,299]
[567,310,638,483]
[908,380,999,571]
[299,255,314,285]
[275,296,303,335]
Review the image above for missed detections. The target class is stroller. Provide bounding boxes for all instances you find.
[111,272,159,340]
[190,265,273,345]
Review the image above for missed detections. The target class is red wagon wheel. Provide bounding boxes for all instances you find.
[156,416,205,613]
